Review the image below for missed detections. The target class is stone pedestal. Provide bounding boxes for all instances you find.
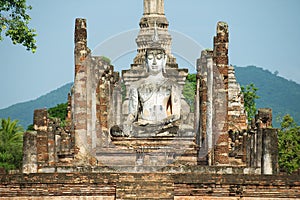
[96,135,198,171]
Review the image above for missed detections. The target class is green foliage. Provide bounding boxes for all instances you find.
[100,56,111,64]
[278,114,300,174]
[241,83,259,123]
[0,0,37,52]
[48,102,68,121]
[183,73,197,112]
[26,124,34,131]
[121,81,126,102]
[0,118,23,171]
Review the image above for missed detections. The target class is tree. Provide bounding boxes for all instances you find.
[48,102,68,127]
[241,83,260,123]
[0,0,37,52]
[278,114,300,174]
[100,55,111,64]
[48,102,68,124]
[26,123,34,131]
[48,102,68,121]
[183,73,196,112]
[0,118,24,171]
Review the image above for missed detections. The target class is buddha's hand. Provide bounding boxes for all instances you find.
[135,119,157,126]
[163,114,180,124]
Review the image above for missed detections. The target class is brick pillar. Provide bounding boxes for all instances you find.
[255,108,278,174]
[206,55,214,165]
[261,128,278,174]
[194,72,201,147]
[254,108,273,168]
[33,109,48,131]
[257,108,273,128]
[34,109,49,170]
[47,128,55,166]
[255,128,262,168]
[213,21,229,165]
[112,80,122,126]
[213,21,229,68]
[196,50,211,165]
[73,18,89,161]
[22,132,37,173]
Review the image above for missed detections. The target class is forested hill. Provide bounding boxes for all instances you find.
[235,66,300,127]
[0,66,299,128]
[0,83,73,128]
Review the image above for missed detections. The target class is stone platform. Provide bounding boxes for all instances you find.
[96,136,198,170]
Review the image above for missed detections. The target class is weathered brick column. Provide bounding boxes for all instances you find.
[73,18,89,162]
[33,109,48,131]
[22,131,37,173]
[256,108,278,174]
[257,108,273,128]
[196,50,211,164]
[213,21,230,165]
[247,108,278,174]
[206,54,214,165]
[32,109,49,171]
[256,108,273,168]
[261,128,278,174]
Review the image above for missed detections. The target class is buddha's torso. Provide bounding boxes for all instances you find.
[138,80,172,122]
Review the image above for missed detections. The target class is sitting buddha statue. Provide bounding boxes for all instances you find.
[123,47,181,136]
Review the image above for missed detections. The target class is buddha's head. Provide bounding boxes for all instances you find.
[145,48,167,74]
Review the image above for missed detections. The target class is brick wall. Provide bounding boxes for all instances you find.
[0,172,299,199]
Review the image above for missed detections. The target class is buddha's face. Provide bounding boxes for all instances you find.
[146,49,166,74]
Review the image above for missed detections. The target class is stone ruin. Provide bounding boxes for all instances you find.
[22,0,279,175]
[2,1,299,199]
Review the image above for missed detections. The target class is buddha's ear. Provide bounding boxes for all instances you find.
[145,58,149,73]
[163,54,167,67]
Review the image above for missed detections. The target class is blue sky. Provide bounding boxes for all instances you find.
[0,0,300,109]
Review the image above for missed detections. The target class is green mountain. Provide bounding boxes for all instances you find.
[235,66,300,127]
[0,83,73,128]
[0,66,299,128]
